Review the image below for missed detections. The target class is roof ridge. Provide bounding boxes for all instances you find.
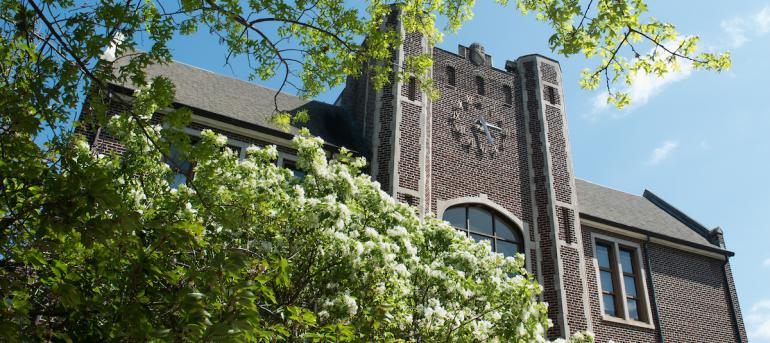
[642,189,717,244]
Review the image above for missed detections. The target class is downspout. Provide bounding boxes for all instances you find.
[722,259,744,343]
[644,235,665,343]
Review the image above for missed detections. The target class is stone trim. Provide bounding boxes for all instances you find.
[581,218,728,261]
[590,232,657,330]
[525,55,570,336]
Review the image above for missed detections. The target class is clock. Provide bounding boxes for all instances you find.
[449,96,508,157]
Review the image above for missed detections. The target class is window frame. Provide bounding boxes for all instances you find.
[443,204,524,257]
[445,65,457,87]
[475,75,485,96]
[407,76,418,101]
[183,127,249,159]
[591,233,655,329]
[277,152,305,178]
[502,84,513,106]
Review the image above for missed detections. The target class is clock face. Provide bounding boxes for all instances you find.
[449,97,508,157]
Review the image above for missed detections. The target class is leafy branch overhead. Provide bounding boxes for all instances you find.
[513,0,730,108]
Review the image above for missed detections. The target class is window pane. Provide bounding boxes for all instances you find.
[620,249,634,273]
[624,275,637,297]
[468,207,493,235]
[282,160,306,178]
[627,298,640,320]
[596,244,611,269]
[171,173,188,189]
[443,207,466,229]
[169,143,193,188]
[470,233,494,250]
[496,240,519,257]
[603,294,617,317]
[600,271,614,293]
[495,217,519,241]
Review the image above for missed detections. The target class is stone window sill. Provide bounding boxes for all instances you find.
[602,315,656,330]
[402,98,423,107]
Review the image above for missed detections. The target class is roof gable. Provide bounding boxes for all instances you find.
[575,179,724,251]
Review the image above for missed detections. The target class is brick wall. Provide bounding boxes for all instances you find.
[581,225,743,343]
[650,243,740,342]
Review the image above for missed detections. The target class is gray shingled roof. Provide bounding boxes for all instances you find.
[576,179,719,249]
[108,55,366,152]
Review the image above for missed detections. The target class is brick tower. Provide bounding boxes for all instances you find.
[339,8,592,338]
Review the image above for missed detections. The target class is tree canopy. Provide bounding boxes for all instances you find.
[0,0,728,341]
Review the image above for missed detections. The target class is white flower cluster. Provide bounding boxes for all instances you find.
[108,119,595,342]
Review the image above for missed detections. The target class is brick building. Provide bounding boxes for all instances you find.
[81,12,746,343]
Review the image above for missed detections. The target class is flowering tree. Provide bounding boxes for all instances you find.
[2,81,595,341]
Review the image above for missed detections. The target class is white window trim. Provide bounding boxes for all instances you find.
[276,151,297,168]
[182,127,249,159]
[183,127,303,170]
[591,232,656,329]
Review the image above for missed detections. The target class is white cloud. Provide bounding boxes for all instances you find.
[756,7,770,35]
[588,6,770,118]
[749,299,770,341]
[720,5,770,48]
[722,18,749,48]
[763,258,770,268]
[588,40,694,118]
[648,140,679,165]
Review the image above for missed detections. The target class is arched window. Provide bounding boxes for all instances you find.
[442,204,524,257]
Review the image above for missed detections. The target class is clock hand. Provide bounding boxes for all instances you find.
[479,113,494,145]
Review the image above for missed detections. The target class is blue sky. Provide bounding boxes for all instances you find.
[156,0,770,340]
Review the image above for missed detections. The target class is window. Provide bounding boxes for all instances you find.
[596,242,619,317]
[503,85,513,105]
[282,158,305,178]
[446,66,456,87]
[593,236,652,326]
[168,140,195,188]
[167,136,200,188]
[167,131,248,188]
[475,76,485,95]
[443,204,523,258]
[407,76,418,101]
[544,85,560,105]
[620,248,642,321]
